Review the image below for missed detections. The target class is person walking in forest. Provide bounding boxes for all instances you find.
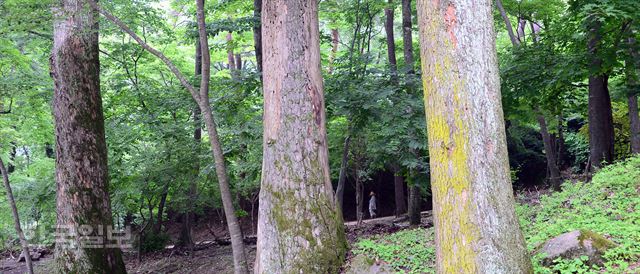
[369,191,377,219]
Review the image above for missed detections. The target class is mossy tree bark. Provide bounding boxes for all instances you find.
[255,0,347,272]
[50,1,126,272]
[416,0,533,272]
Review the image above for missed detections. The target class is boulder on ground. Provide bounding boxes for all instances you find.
[536,229,616,266]
[17,250,42,262]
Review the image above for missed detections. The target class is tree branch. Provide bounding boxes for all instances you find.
[88,0,201,104]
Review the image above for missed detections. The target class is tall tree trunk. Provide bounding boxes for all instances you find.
[416,0,533,272]
[393,169,407,217]
[385,0,398,82]
[91,1,250,272]
[334,135,350,212]
[181,40,203,251]
[0,157,33,274]
[587,19,615,169]
[328,28,339,74]
[495,0,519,46]
[227,32,239,80]
[401,0,414,74]
[51,1,126,272]
[235,54,243,71]
[407,183,420,225]
[356,175,364,225]
[536,111,561,190]
[256,0,347,272]
[253,0,263,74]
[196,2,248,272]
[627,36,640,154]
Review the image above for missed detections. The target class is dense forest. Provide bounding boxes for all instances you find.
[0,0,639,273]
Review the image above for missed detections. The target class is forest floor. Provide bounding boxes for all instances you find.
[0,212,429,274]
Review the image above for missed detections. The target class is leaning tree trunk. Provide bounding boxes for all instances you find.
[587,19,614,169]
[90,1,250,271]
[495,0,520,46]
[416,0,532,272]
[0,157,33,274]
[51,1,126,272]
[256,0,347,272]
[385,0,398,82]
[536,111,562,190]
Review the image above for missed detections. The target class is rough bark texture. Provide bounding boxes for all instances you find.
[407,184,420,225]
[356,176,364,225]
[51,1,126,272]
[393,171,406,217]
[495,0,519,46]
[587,20,614,169]
[334,135,350,211]
[628,94,640,154]
[1,157,33,274]
[537,112,561,190]
[256,0,347,272]
[385,0,398,82]
[416,0,532,272]
[402,0,414,73]
[253,0,263,73]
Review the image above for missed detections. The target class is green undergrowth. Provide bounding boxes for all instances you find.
[351,157,640,273]
[518,157,640,273]
[352,228,435,273]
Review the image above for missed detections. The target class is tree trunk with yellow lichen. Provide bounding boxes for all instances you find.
[416,0,532,272]
[255,0,347,273]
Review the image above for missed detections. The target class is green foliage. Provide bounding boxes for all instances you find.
[140,231,170,253]
[352,228,435,274]
[517,156,640,273]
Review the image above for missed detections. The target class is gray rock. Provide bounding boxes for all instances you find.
[344,254,395,274]
[536,230,616,266]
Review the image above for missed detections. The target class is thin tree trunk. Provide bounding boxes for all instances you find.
[401,0,414,74]
[180,39,203,251]
[407,183,421,225]
[328,28,339,74]
[253,0,263,74]
[91,1,250,272]
[256,1,347,272]
[556,113,568,169]
[393,169,407,217]
[335,135,350,212]
[51,1,126,272]
[227,32,238,80]
[235,54,242,71]
[536,111,562,190]
[627,36,640,154]
[196,2,248,272]
[0,157,33,274]
[385,0,398,82]
[356,175,364,225]
[416,0,533,272]
[154,182,170,234]
[495,0,519,46]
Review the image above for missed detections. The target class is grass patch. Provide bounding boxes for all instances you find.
[351,157,640,273]
[352,228,435,273]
